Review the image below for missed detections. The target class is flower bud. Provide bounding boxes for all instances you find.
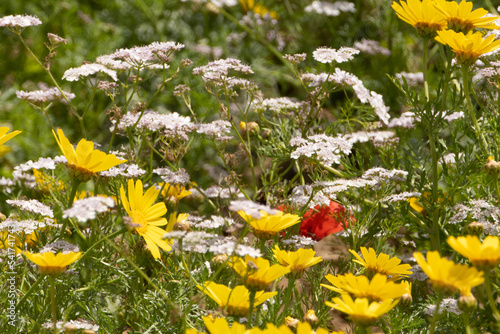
[458,294,477,312]
[211,254,228,266]
[485,156,500,176]
[174,218,190,232]
[303,309,319,326]
[64,324,78,334]
[466,221,484,236]
[239,121,260,136]
[284,316,300,329]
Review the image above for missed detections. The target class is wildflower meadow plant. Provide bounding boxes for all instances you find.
[2,0,500,333]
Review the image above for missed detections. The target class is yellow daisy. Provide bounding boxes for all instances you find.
[160,182,192,205]
[186,316,248,334]
[0,126,21,147]
[239,0,278,20]
[414,251,484,295]
[349,247,412,279]
[433,0,500,33]
[272,245,322,278]
[238,211,301,239]
[53,129,126,181]
[435,30,500,65]
[447,235,500,268]
[197,281,277,317]
[321,273,408,302]
[120,179,174,259]
[23,251,81,275]
[231,255,290,291]
[247,322,332,334]
[391,0,447,36]
[326,294,399,326]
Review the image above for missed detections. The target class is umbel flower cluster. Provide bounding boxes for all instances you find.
[2,0,500,332]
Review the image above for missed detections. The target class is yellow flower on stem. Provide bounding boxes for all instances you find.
[321,273,408,302]
[326,294,399,326]
[391,0,447,36]
[53,129,126,182]
[238,211,301,239]
[433,0,500,33]
[413,251,484,295]
[23,251,81,275]
[232,255,290,290]
[186,316,248,334]
[435,30,500,66]
[272,245,322,278]
[120,179,174,259]
[160,182,192,206]
[349,247,412,279]
[197,281,277,317]
[0,126,21,147]
[447,235,500,268]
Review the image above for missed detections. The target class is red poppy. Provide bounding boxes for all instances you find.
[300,201,350,240]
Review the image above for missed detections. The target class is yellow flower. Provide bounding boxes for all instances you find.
[321,273,408,302]
[232,255,290,290]
[53,129,126,181]
[349,247,412,279]
[435,30,500,65]
[197,281,277,317]
[447,235,500,268]
[23,251,81,275]
[120,179,174,259]
[239,0,278,20]
[238,211,301,239]
[0,126,21,147]
[187,316,248,334]
[272,245,322,278]
[326,294,399,326]
[33,169,65,193]
[391,0,447,36]
[433,0,500,33]
[160,182,192,204]
[413,251,484,295]
[247,322,332,334]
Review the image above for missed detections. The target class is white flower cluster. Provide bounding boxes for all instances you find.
[0,177,15,193]
[354,39,391,56]
[16,87,75,105]
[192,185,244,199]
[170,231,218,253]
[229,200,279,219]
[252,97,305,113]
[7,199,54,218]
[387,111,419,128]
[40,240,80,254]
[63,197,115,222]
[312,47,359,64]
[0,14,42,27]
[395,72,424,87]
[443,111,464,122]
[305,1,356,16]
[362,167,408,183]
[196,120,232,138]
[290,134,352,167]
[63,64,118,82]
[383,192,421,203]
[439,152,463,164]
[194,215,234,229]
[181,0,237,7]
[301,68,390,124]
[42,319,99,332]
[449,199,500,227]
[209,237,262,258]
[314,178,378,195]
[343,130,395,145]
[282,235,318,248]
[15,156,66,172]
[0,218,47,235]
[290,185,331,209]
[153,168,190,184]
[114,110,195,140]
[424,298,462,316]
[100,164,146,178]
[193,58,254,86]
[107,41,185,69]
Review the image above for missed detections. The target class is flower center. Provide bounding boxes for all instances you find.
[130,210,148,234]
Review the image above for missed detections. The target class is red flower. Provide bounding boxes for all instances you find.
[300,201,350,240]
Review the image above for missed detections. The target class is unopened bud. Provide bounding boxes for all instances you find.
[458,294,477,312]
[211,254,228,266]
[82,330,96,334]
[64,324,78,334]
[485,156,500,175]
[400,281,412,307]
[174,218,190,232]
[239,121,260,136]
[284,316,300,329]
[467,221,484,236]
[303,309,319,326]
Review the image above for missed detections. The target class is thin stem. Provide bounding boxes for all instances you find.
[462,65,489,155]
[422,37,430,101]
[428,134,441,251]
[49,275,58,334]
[484,270,500,321]
[247,290,257,328]
[279,277,296,322]
[429,294,444,334]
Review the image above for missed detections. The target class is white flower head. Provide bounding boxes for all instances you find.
[7,199,54,218]
[228,200,279,219]
[63,63,118,82]
[63,197,115,222]
[290,134,352,167]
[305,1,356,16]
[0,14,42,28]
[313,46,359,64]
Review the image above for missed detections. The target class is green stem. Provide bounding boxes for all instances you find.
[49,275,58,334]
[247,290,257,328]
[484,270,500,321]
[356,325,369,334]
[428,134,440,251]
[462,65,489,155]
[429,294,444,334]
[463,311,472,334]
[423,37,430,101]
[279,277,296,322]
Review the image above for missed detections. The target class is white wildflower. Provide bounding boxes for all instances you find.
[387,111,419,128]
[7,199,53,218]
[100,164,146,178]
[63,197,115,222]
[42,319,98,332]
[424,298,462,316]
[282,235,318,247]
[305,1,356,16]
[63,63,118,82]
[229,200,279,219]
[16,87,75,105]
[443,111,464,122]
[354,39,391,56]
[0,218,47,235]
[312,46,359,64]
[395,72,424,87]
[383,192,421,203]
[40,240,80,254]
[0,14,42,27]
[153,168,190,184]
[196,120,232,137]
[290,134,352,167]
